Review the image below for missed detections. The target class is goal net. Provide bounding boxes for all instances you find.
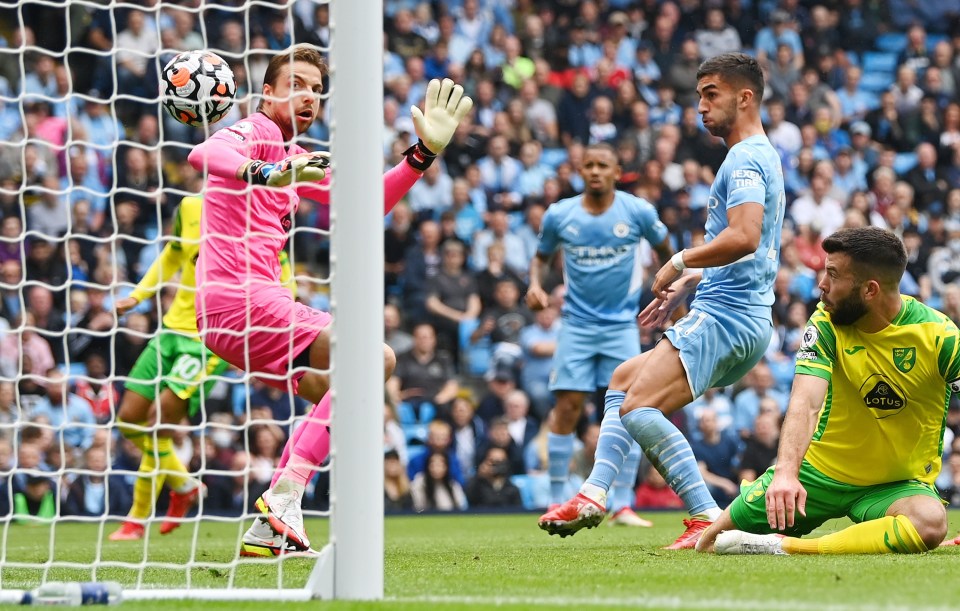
[0,0,383,602]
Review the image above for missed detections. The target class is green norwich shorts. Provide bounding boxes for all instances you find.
[729,460,942,537]
[125,331,229,417]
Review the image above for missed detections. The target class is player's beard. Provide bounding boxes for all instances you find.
[704,100,737,139]
[829,292,869,325]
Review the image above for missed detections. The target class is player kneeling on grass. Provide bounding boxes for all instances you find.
[187,44,473,556]
[697,227,956,555]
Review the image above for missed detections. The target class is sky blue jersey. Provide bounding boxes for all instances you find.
[537,191,668,325]
[694,134,786,319]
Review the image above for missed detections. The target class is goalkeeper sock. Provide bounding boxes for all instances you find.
[547,432,576,504]
[130,436,165,520]
[271,394,330,488]
[621,406,720,519]
[584,391,634,505]
[155,437,191,493]
[782,515,929,554]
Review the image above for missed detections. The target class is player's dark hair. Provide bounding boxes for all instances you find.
[259,44,327,109]
[822,227,907,289]
[584,142,619,158]
[696,52,764,103]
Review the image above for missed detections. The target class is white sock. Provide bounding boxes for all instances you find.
[579,482,608,508]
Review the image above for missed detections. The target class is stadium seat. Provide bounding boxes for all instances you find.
[859,72,895,93]
[893,152,918,175]
[459,318,492,378]
[541,148,569,170]
[874,33,907,53]
[509,474,536,510]
[862,51,899,74]
[406,443,428,464]
[926,34,948,51]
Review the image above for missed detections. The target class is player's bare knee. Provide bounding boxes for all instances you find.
[907,510,948,550]
[309,329,331,371]
[383,344,396,379]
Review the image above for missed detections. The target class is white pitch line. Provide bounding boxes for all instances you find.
[387,594,956,611]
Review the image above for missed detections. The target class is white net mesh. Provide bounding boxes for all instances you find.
[0,0,345,598]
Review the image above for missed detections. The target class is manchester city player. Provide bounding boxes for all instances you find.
[528,142,673,535]
[549,53,786,549]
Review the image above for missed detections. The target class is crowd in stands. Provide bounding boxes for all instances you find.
[2,0,960,522]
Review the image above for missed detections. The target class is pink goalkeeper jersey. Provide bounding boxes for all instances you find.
[188,112,419,316]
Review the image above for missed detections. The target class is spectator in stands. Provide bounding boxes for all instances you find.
[425,239,481,363]
[466,445,522,508]
[695,7,741,60]
[503,389,538,450]
[478,416,525,476]
[470,278,533,353]
[634,461,684,510]
[63,446,131,517]
[25,285,65,364]
[401,219,442,322]
[690,408,740,507]
[407,162,453,222]
[471,208,527,274]
[476,135,522,213]
[73,353,118,424]
[903,143,950,214]
[384,449,413,512]
[450,392,485,480]
[387,322,459,421]
[518,305,559,420]
[13,475,55,523]
[890,64,924,114]
[30,368,96,452]
[410,450,467,512]
[384,303,414,357]
[755,10,804,71]
[791,171,846,238]
[558,72,595,146]
[737,409,781,483]
[732,361,788,439]
[475,242,524,309]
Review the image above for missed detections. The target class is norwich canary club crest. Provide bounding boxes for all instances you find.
[892,347,916,373]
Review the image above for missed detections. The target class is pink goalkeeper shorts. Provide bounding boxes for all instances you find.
[199,288,332,393]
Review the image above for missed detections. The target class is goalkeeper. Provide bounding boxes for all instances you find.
[188,44,472,554]
[109,196,297,540]
[698,227,956,555]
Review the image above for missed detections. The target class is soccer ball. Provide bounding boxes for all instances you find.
[160,50,236,127]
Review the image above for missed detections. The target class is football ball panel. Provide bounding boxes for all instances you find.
[161,50,236,127]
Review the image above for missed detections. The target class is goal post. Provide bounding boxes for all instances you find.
[321,0,385,600]
[0,0,384,602]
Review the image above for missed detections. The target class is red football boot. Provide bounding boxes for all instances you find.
[160,482,205,535]
[538,493,605,537]
[663,518,712,550]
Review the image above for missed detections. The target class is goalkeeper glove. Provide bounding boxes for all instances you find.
[244,151,330,187]
[406,78,473,172]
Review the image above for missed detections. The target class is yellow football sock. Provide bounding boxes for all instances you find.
[118,420,149,452]
[129,436,164,521]
[782,515,928,554]
[155,436,190,492]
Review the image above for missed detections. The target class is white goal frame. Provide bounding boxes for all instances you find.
[0,0,384,603]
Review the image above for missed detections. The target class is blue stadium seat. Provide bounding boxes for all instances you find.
[862,51,899,74]
[406,443,428,464]
[541,148,569,170]
[509,474,536,510]
[893,152,918,175]
[874,33,907,53]
[859,72,895,93]
[926,34,948,51]
[459,318,492,378]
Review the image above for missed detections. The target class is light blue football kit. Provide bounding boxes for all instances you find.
[665,134,784,396]
[536,191,668,507]
[620,133,786,518]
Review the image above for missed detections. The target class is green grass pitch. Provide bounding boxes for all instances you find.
[1,511,958,609]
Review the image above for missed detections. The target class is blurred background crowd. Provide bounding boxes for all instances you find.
[1,0,960,522]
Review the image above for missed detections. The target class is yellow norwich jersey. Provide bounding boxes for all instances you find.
[795,296,960,486]
[129,196,295,334]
